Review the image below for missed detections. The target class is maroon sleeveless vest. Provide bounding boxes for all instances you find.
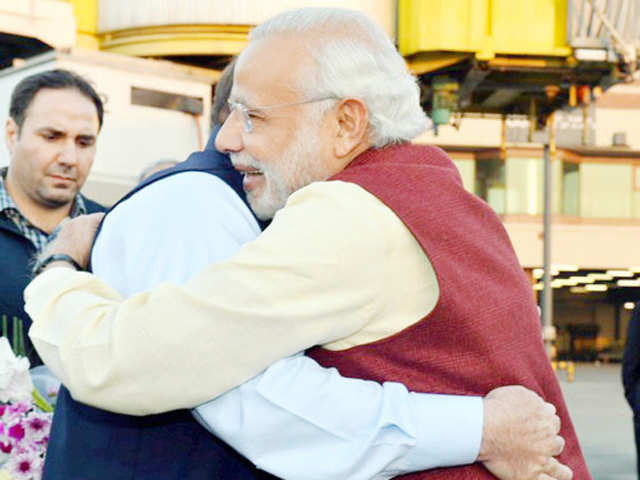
[307,144,591,479]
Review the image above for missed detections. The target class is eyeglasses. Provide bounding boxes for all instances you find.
[227,96,338,133]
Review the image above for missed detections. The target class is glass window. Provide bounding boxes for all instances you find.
[580,163,633,218]
[475,159,505,214]
[562,162,579,216]
[505,157,543,215]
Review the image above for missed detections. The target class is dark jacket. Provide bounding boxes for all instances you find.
[623,303,640,408]
[0,196,104,366]
[44,146,274,480]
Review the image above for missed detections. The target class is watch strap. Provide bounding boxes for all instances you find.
[34,253,83,276]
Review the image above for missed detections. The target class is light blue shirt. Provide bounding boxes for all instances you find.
[91,170,483,480]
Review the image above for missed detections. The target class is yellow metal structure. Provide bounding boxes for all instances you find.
[397,0,640,119]
[68,0,573,65]
[63,0,248,57]
[407,52,471,76]
[399,0,571,61]
[100,25,250,57]
[67,0,100,49]
[398,0,571,60]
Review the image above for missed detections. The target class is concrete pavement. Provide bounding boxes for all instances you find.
[558,363,636,480]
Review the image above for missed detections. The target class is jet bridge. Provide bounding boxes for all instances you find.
[399,0,640,126]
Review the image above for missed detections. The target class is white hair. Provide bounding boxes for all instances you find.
[249,8,430,148]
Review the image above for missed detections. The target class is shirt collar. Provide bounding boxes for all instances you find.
[70,193,87,216]
[0,167,19,215]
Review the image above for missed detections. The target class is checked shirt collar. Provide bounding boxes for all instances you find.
[0,167,87,252]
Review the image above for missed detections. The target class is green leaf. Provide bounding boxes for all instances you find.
[32,388,53,413]
[17,317,25,357]
[12,317,25,357]
[12,316,19,355]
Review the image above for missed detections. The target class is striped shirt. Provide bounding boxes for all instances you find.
[0,167,87,253]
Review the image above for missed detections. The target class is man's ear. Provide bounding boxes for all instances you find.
[333,98,369,158]
[5,118,17,155]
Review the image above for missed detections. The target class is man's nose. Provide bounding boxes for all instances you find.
[215,110,244,153]
[57,140,78,167]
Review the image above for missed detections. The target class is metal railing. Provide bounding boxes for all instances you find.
[568,0,640,64]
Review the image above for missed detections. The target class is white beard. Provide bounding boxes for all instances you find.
[231,115,330,220]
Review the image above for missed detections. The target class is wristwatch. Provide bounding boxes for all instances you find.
[33,253,83,276]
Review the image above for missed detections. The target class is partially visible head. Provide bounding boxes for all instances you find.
[212,59,236,126]
[216,8,428,220]
[137,159,179,183]
[5,69,103,210]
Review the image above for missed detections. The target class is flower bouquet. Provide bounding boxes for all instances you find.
[0,336,53,480]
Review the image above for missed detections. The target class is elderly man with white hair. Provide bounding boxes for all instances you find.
[27,8,588,480]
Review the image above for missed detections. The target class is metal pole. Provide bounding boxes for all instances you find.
[582,104,589,146]
[542,142,556,357]
[500,114,507,157]
[528,98,536,143]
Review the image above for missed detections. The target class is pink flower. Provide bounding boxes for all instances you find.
[5,403,31,423]
[6,449,42,480]
[13,443,31,455]
[8,423,24,442]
[0,440,12,454]
[8,403,29,416]
[24,413,50,443]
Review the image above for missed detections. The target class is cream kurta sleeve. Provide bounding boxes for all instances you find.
[27,181,438,415]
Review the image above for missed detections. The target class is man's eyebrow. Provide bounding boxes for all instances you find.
[36,127,64,135]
